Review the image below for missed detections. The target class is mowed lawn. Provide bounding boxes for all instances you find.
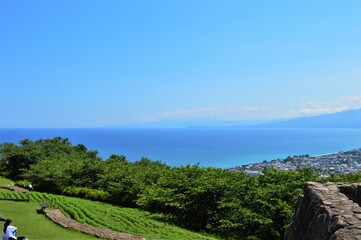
[0,178,98,240]
[0,200,98,240]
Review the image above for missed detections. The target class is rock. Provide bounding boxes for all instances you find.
[285,182,361,240]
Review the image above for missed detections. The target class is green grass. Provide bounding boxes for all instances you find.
[0,200,98,240]
[0,177,14,185]
[0,177,218,240]
[52,196,217,240]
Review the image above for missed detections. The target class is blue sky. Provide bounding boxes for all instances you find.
[1,0,361,127]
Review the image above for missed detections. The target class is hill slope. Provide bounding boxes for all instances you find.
[0,181,217,240]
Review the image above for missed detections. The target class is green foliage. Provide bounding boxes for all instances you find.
[0,137,101,180]
[138,166,320,239]
[98,156,169,206]
[0,137,104,193]
[320,171,361,183]
[14,179,32,188]
[24,158,74,193]
[62,186,111,202]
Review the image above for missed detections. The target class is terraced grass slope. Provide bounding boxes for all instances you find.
[0,194,98,240]
[0,178,217,240]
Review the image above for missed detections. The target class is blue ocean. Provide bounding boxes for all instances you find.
[1,128,361,168]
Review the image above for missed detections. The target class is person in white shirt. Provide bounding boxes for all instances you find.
[2,218,17,240]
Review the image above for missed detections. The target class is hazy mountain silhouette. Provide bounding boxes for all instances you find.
[106,109,361,128]
[254,108,361,128]
[106,119,267,128]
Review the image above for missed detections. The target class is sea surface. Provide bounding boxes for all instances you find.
[1,128,361,168]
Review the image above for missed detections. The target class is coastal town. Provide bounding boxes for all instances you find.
[231,148,361,177]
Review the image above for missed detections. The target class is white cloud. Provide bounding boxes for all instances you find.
[143,95,361,122]
[288,95,361,118]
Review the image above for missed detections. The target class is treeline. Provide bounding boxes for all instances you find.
[1,137,361,239]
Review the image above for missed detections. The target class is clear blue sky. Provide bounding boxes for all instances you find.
[1,0,361,127]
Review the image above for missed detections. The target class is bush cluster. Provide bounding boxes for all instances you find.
[62,186,111,202]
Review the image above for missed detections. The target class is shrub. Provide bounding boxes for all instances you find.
[14,180,32,189]
[62,186,111,202]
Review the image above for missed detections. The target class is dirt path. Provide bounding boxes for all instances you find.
[44,209,149,240]
[0,185,29,193]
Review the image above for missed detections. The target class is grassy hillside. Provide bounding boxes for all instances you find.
[0,200,98,240]
[0,178,217,240]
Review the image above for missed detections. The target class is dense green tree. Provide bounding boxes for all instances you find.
[97,155,168,206]
[137,166,267,238]
[0,137,103,191]
[23,157,73,193]
[0,140,43,178]
[137,166,319,239]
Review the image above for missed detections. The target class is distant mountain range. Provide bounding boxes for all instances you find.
[106,119,268,128]
[254,108,361,128]
[106,108,361,129]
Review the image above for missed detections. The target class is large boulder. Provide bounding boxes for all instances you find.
[285,182,361,240]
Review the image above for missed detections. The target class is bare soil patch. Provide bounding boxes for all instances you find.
[0,185,29,193]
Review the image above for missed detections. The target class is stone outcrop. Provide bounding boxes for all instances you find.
[285,182,361,240]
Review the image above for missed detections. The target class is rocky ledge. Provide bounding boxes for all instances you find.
[285,182,361,240]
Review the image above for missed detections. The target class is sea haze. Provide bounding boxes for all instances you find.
[1,128,361,168]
